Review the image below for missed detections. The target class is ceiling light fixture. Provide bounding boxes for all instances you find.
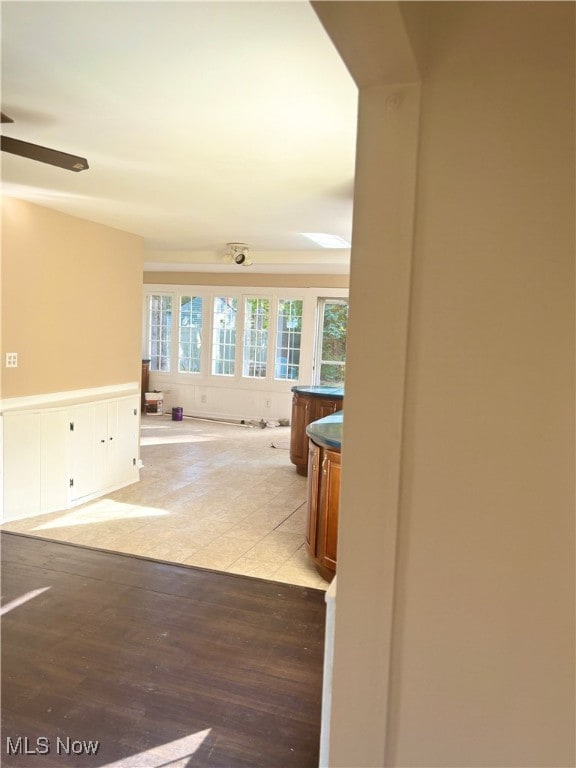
[302,233,351,248]
[225,242,252,267]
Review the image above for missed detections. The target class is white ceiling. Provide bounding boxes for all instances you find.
[1,1,358,273]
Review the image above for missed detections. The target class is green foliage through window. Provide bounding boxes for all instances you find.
[243,298,270,378]
[317,299,348,385]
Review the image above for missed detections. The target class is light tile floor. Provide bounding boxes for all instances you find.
[2,415,329,590]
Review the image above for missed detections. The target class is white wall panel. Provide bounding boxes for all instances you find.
[1,389,140,520]
[2,412,41,521]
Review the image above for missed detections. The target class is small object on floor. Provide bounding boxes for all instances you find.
[266,419,280,428]
[278,418,290,427]
[144,391,164,414]
[271,440,290,450]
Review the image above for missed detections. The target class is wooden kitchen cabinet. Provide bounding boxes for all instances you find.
[141,359,150,412]
[317,447,340,574]
[306,441,320,555]
[290,387,343,475]
[315,398,341,420]
[290,393,312,472]
[306,439,340,580]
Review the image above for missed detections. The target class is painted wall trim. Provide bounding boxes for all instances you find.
[0,382,139,414]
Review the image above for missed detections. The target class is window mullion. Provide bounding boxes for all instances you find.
[175,292,183,374]
[236,295,245,380]
[201,293,211,377]
[269,296,279,383]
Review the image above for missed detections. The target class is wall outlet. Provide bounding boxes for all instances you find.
[265,398,271,408]
[200,394,207,404]
[5,352,18,368]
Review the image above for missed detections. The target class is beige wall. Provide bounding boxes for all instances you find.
[143,271,348,289]
[1,198,144,399]
[316,2,575,766]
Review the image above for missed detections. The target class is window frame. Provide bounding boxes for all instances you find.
[142,285,348,390]
[313,297,349,386]
[146,292,174,373]
[274,297,304,382]
[211,295,238,377]
[242,295,271,380]
[178,294,204,374]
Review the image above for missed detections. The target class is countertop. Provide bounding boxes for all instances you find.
[306,410,343,450]
[291,384,344,398]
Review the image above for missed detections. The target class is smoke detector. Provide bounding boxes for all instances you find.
[225,242,252,267]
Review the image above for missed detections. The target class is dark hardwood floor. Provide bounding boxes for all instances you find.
[1,532,326,767]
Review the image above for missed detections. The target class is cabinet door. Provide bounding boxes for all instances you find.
[318,448,341,572]
[315,397,343,420]
[70,398,139,498]
[2,412,41,521]
[94,402,110,491]
[40,410,69,512]
[109,397,139,487]
[69,404,98,501]
[290,393,311,473]
[306,441,321,556]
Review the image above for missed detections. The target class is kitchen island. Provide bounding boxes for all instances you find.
[305,411,343,580]
[289,385,343,475]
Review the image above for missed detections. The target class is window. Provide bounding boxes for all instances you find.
[243,298,270,378]
[212,297,237,376]
[144,286,348,389]
[148,294,172,372]
[275,298,302,380]
[315,298,348,385]
[179,296,203,373]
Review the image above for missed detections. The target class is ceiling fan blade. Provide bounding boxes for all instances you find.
[1,135,89,172]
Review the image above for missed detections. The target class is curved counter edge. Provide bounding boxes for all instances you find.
[306,411,343,451]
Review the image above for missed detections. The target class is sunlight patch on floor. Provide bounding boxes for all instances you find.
[101,729,212,767]
[140,434,215,446]
[32,499,170,531]
[0,587,51,616]
[0,415,326,589]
